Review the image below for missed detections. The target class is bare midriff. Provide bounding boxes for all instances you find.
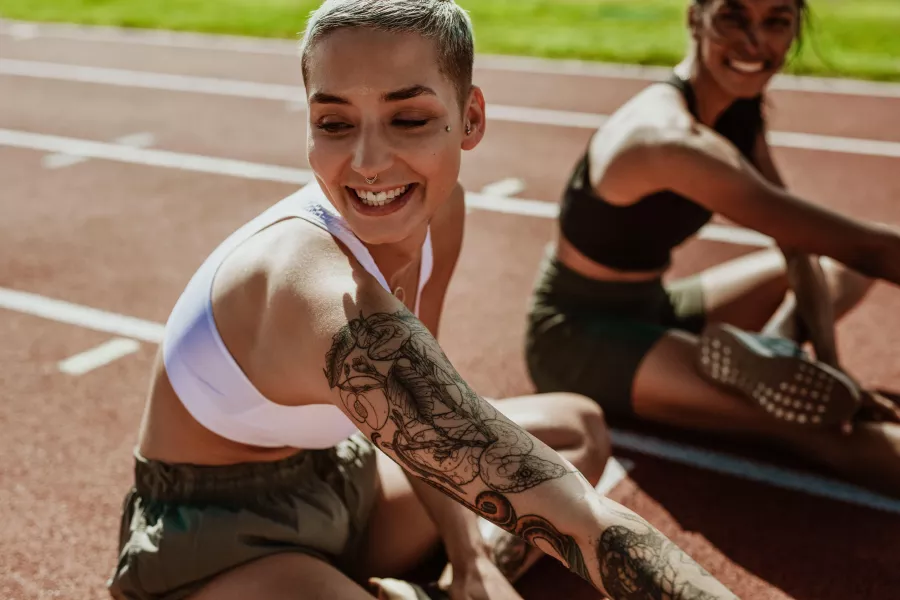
[136,352,304,466]
[553,230,666,283]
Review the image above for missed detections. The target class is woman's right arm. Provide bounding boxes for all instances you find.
[301,273,739,600]
[600,122,900,288]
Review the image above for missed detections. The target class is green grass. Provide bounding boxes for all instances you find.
[1,0,899,81]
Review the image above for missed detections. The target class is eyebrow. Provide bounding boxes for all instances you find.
[308,92,350,105]
[308,85,437,106]
[383,85,437,102]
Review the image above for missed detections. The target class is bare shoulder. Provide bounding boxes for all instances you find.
[590,84,693,164]
[211,217,377,407]
[591,84,743,204]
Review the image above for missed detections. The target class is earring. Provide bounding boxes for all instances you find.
[465,123,472,135]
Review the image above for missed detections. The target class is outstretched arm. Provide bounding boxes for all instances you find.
[604,121,900,288]
[321,283,738,599]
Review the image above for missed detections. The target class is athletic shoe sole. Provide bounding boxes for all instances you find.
[696,323,861,428]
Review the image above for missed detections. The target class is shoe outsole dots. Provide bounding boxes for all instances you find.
[696,323,860,429]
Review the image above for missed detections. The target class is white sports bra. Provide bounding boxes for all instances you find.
[162,183,434,449]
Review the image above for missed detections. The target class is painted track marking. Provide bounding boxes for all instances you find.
[480,178,527,198]
[58,337,141,375]
[43,130,155,170]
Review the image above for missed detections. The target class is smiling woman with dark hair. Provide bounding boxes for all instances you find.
[526,0,900,497]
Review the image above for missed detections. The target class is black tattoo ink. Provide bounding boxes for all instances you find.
[326,310,568,495]
[597,511,723,600]
[491,532,530,580]
[328,311,602,588]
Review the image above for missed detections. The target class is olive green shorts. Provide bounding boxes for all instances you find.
[525,248,706,420]
[107,433,378,600]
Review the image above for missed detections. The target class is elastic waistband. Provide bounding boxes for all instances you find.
[132,442,354,504]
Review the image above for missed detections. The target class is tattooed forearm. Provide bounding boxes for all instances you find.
[597,510,737,600]
[324,310,737,600]
[491,532,530,580]
[325,310,570,496]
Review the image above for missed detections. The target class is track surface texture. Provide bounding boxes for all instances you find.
[2,21,900,600]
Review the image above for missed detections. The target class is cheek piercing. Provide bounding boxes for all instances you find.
[446,125,452,132]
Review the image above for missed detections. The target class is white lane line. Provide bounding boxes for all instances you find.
[4,20,900,99]
[115,132,156,148]
[5,60,900,158]
[0,287,164,343]
[0,59,304,102]
[58,337,141,375]
[0,129,314,185]
[612,430,900,515]
[2,284,897,512]
[770,131,900,159]
[43,130,155,170]
[42,153,90,169]
[480,178,526,198]
[475,55,900,99]
[696,223,775,247]
[465,192,558,219]
[487,104,608,130]
[0,128,774,248]
[7,22,37,41]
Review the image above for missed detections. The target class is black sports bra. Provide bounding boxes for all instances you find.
[558,73,763,272]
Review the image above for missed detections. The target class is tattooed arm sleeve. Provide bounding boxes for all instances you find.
[323,303,738,599]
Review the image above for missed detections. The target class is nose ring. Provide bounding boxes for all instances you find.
[365,175,378,185]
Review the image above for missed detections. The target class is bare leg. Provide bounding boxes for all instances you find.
[698,249,872,335]
[632,330,900,497]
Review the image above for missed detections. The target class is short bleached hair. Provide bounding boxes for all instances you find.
[299,0,475,107]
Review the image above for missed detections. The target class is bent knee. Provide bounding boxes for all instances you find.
[549,393,612,484]
[821,257,874,303]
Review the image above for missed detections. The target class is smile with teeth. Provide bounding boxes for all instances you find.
[351,184,410,207]
[728,58,766,74]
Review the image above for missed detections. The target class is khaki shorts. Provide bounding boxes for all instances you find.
[108,433,378,600]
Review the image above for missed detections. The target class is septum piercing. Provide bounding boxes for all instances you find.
[365,175,378,184]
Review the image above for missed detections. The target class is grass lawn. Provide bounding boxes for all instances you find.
[1,0,898,81]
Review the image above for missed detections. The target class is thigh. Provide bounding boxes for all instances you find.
[491,393,612,485]
[688,248,789,331]
[355,451,442,579]
[490,394,607,453]
[190,553,371,600]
